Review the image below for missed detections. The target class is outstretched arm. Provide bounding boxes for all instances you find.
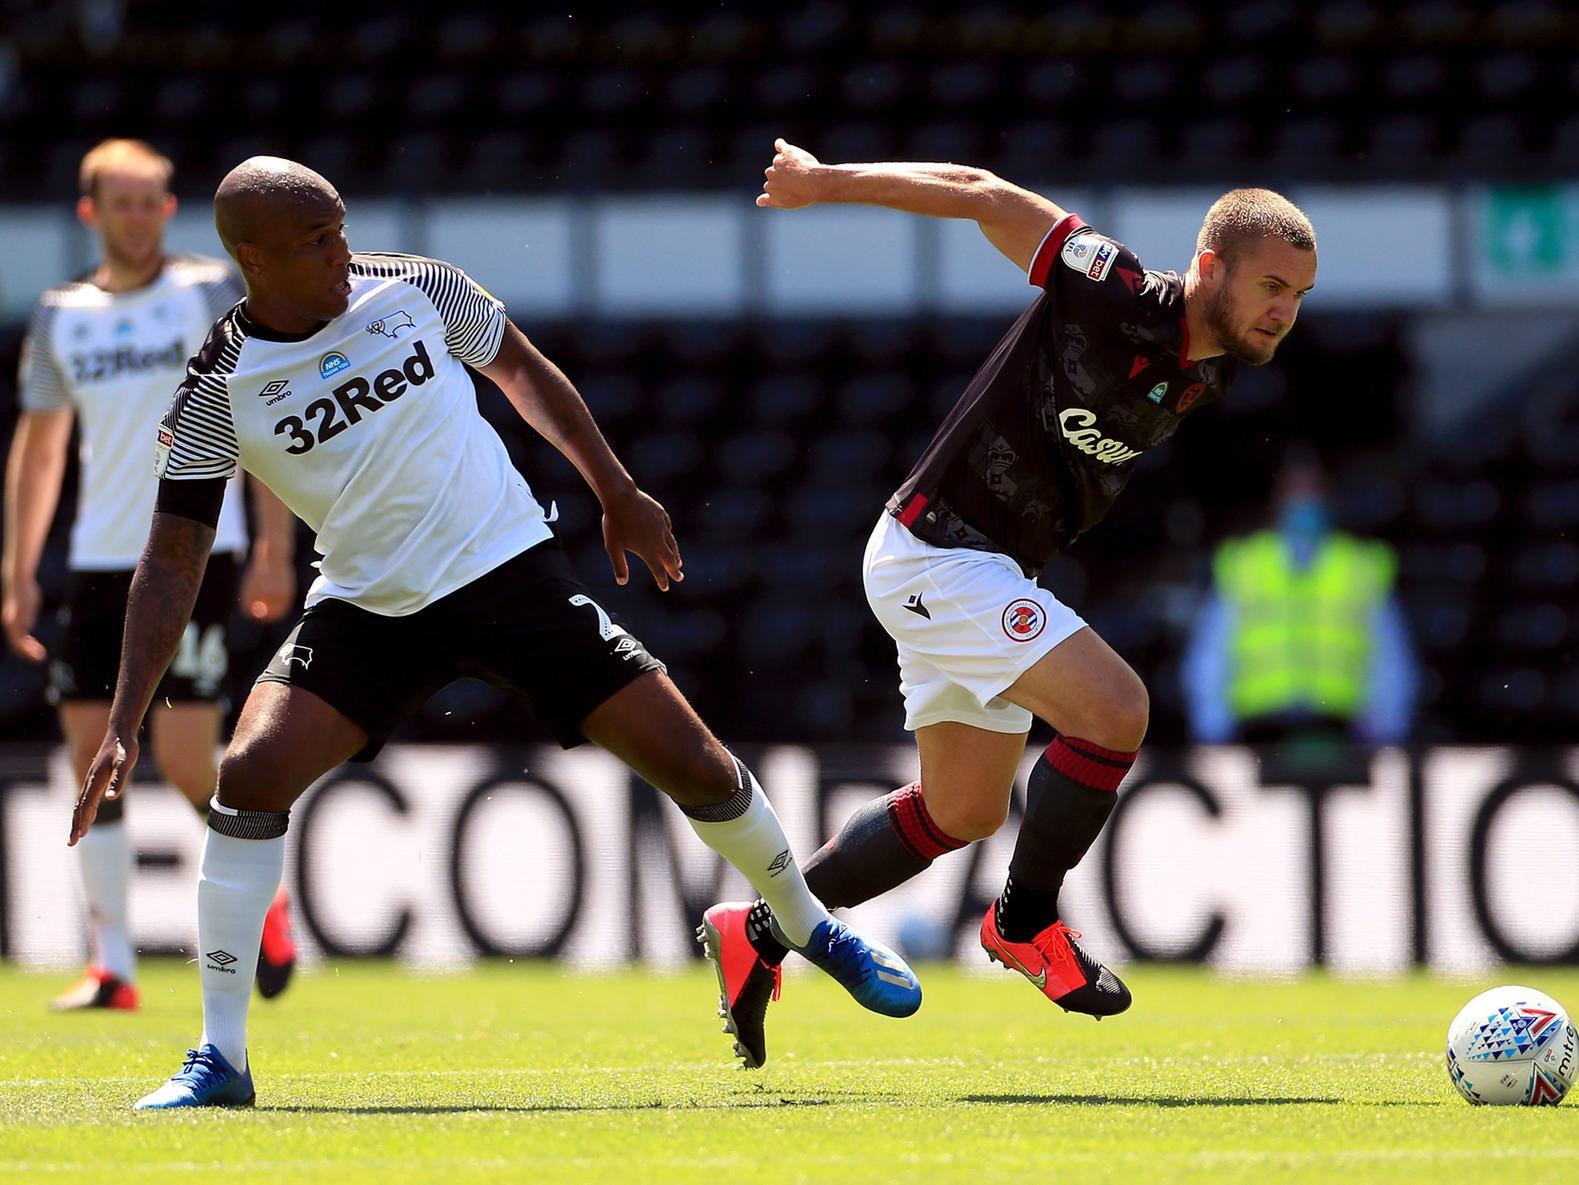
[69,511,214,843]
[478,321,683,591]
[757,139,1068,271]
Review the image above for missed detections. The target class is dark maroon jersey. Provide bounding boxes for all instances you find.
[888,214,1236,573]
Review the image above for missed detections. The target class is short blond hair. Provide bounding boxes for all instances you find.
[1196,188,1315,264]
[79,139,174,199]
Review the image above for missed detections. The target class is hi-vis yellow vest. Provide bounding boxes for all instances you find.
[1214,530,1396,720]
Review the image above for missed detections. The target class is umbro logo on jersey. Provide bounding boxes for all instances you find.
[767,849,791,877]
[276,340,435,456]
[903,592,932,620]
[366,310,415,338]
[205,949,238,974]
[278,643,314,669]
[258,379,293,406]
[319,351,351,379]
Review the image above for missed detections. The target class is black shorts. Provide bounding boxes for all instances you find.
[52,552,240,705]
[258,538,665,761]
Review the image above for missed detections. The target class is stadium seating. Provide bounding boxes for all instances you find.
[0,1,1562,199]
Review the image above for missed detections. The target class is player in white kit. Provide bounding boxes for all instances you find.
[68,157,921,1110]
[2,141,299,1011]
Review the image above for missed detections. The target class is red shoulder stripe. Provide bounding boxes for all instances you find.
[1028,213,1088,288]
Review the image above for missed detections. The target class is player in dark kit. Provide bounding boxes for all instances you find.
[701,140,1317,1068]
[70,157,919,1110]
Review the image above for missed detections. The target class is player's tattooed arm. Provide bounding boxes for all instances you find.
[480,321,683,591]
[756,138,1067,271]
[69,512,214,844]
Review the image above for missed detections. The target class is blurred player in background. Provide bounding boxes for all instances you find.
[2,140,298,1012]
[70,157,921,1110]
[702,139,1316,1067]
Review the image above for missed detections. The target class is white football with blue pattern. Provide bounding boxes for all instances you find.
[1446,985,1576,1106]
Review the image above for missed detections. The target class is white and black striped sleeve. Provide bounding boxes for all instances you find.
[196,270,245,323]
[157,316,242,482]
[17,300,70,413]
[353,252,507,367]
[170,255,245,323]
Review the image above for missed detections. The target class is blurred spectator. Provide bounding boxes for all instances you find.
[1182,453,1417,747]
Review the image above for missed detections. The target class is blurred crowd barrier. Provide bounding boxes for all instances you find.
[2,743,1574,974]
[4,184,1578,321]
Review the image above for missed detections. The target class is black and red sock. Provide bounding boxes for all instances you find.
[995,735,1136,942]
[745,782,967,965]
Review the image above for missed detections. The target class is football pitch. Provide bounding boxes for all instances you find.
[2,962,1576,1184]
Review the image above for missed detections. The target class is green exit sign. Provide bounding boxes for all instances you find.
[1474,185,1579,299]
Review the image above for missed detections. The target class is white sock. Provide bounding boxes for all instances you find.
[679,756,828,946]
[197,805,286,1072]
[77,820,135,982]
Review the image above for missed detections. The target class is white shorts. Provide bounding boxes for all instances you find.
[862,513,1087,734]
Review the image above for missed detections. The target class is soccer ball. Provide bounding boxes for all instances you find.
[1446,985,1577,1106]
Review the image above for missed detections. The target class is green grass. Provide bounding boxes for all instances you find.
[2,961,1576,1184]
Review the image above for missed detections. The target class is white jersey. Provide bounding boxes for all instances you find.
[156,252,552,616]
[18,255,249,569]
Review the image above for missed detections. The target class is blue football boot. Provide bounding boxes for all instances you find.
[777,916,922,1017]
[133,1044,255,1111]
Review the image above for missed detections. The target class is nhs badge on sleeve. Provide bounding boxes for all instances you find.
[319,352,350,379]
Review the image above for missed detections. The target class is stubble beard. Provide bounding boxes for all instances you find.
[1203,283,1277,367]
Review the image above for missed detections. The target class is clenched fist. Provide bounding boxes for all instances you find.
[756,139,825,210]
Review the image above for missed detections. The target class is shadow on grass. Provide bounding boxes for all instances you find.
[961,1093,1346,1107]
[265,1098,835,1115]
[266,1093,1440,1114]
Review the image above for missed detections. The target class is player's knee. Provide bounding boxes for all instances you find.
[1062,672,1149,751]
[214,745,285,813]
[923,788,1009,843]
[1101,674,1150,752]
[634,733,738,815]
[651,740,740,809]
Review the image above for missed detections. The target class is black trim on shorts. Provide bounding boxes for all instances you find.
[257,538,665,762]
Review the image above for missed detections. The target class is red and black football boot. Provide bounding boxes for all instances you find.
[697,901,782,1069]
[51,966,139,1011]
[255,886,297,1000]
[980,904,1131,1018]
